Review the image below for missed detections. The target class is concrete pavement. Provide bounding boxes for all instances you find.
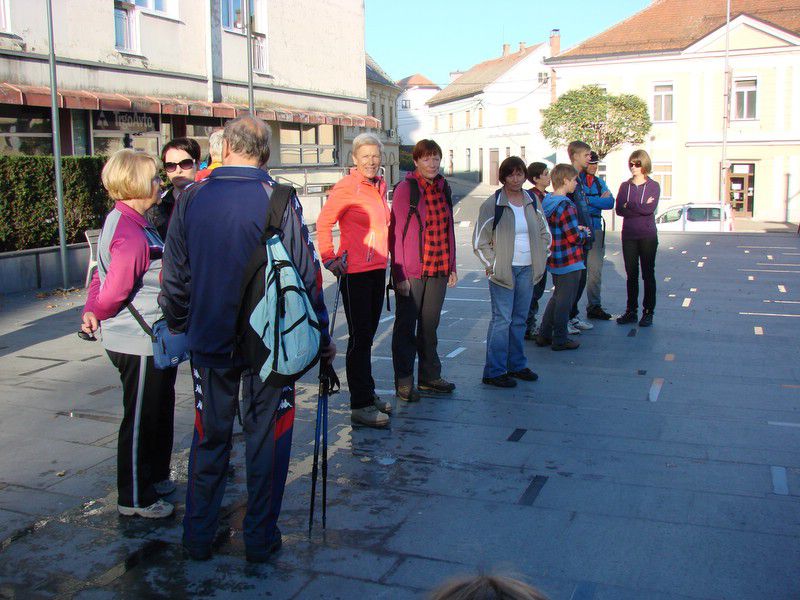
[0,189,799,599]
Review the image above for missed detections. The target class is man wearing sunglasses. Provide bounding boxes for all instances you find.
[147,138,200,239]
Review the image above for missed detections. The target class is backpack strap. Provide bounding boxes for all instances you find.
[491,189,504,231]
[260,182,294,242]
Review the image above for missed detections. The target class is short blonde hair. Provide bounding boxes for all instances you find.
[628,149,652,175]
[430,574,549,600]
[101,149,160,200]
[352,132,383,157]
[550,163,578,190]
[208,130,224,162]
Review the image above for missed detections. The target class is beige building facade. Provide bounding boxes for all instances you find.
[0,0,378,191]
[548,2,800,223]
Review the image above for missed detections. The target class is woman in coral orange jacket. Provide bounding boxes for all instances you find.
[317,133,391,428]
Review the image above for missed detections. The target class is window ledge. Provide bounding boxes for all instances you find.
[137,8,183,24]
[653,120,676,124]
[116,48,147,59]
[254,70,273,78]
[731,118,759,122]
[223,27,247,37]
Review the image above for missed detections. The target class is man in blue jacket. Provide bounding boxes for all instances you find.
[159,115,335,562]
[581,151,615,320]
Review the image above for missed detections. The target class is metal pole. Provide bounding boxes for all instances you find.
[46,0,69,288]
[244,0,254,113]
[719,0,731,231]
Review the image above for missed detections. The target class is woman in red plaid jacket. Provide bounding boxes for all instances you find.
[389,139,458,403]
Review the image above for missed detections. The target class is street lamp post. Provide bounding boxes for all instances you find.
[46,0,69,288]
[244,0,254,114]
[720,0,731,231]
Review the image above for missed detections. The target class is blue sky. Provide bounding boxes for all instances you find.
[365,0,651,86]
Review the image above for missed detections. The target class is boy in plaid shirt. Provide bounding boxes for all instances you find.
[535,164,590,350]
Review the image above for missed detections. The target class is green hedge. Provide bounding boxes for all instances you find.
[0,155,112,252]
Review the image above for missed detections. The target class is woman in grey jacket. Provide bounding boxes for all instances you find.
[81,150,177,519]
[473,156,551,387]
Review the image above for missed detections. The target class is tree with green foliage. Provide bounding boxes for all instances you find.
[540,85,651,160]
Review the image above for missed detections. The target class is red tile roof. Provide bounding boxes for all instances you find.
[427,44,543,107]
[396,74,439,90]
[553,0,800,60]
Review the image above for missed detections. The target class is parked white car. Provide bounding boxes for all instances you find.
[655,203,734,232]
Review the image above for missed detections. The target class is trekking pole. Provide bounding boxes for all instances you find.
[309,255,345,535]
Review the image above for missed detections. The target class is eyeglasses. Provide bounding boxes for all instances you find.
[164,159,196,173]
[629,161,643,168]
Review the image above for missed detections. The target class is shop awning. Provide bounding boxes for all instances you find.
[0,82,381,128]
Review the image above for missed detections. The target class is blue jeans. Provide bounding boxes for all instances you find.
[484,266,534,378]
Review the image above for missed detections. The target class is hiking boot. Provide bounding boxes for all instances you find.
[616,311,638,324]
[396,385,420,402]
[118,498,174,519]
[638,312,654,327]
[482,374,517,388]
[509,368,538,381]
[552,339,580,351]
[153,479,176,496]
[246,527,282,563]
[586,305,612,320]
[351,406,390,428]
[534,335,551,347]
[373,392,392,414]
[570,317,594,330]
[418,378,455,394]
[568,322,580,335]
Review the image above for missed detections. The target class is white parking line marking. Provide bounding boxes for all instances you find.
[441,310,448,315]
[697,262,704,268]
[757,263,800,267]
[702,256,708,260]
[754,326,764,335]
[748,276,755,281]
[668,246,675,250]
[379,316,394,323]
[771,466,789,495]
[767,255,774,260]
[446,347,466,359]
[664,354,675,362]
[705,241,711,246]
[668,294,676,298]
[664,277,672,282]
[737,246,795,249]
[744,250,750,254]
[768,421,800,428]
[765,300,800,305]
[690,288,697,292]
[740,312,800,318]
[681,250,687,254]
[445,298,491,303]
[682,298,692,307]
[739,269,800,274]
[778,285,787,293]
[648,378,664,402]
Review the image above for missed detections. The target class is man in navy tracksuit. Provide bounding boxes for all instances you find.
[159,116,335,562]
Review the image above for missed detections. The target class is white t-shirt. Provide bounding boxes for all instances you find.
[509,203,531,266]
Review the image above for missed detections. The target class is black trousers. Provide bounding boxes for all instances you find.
[341,268,385,409]
[392,275,447,386]
[539,270,583,345]
[107,350,177,508]
[622,237,658,312]
[526,272,550,331]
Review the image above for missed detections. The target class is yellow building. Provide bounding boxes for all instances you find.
[548,0,800,224]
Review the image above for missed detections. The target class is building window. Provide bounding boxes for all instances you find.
[0,0,9,31]
[477,107,483,128]
[448,113,453,131]
[400,99,410,109]
[0,106,53,156]
[505,146,510,158]
[114,2,138,52]
[734,79,757,120]
[538,72,549,84]
[448,149,453,175]
[134,0,171,14]
[434,115,439,132]
[466,148,471,172]
[651,163,672,200]
[279,123,336,166]
[252,32,268,73]
[505,107,517,124]
[222,0,245,30]
[520,146,526,162]
[465,110,471,129]
[653,84,673,121]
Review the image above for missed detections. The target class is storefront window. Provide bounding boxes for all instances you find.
[0,106,53,156]
[279,123,336,166]
[185,116,224,159]
[91,110,160,156]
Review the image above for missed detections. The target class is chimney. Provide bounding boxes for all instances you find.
[549,29,560,57]
[502,43,510,57]
[518,41,525,52]
[449,70,464,82]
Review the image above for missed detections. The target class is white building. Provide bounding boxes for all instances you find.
[396,74,440,147]
[0,0,379,193]
[426,33,560,185]
[548,0,800,223]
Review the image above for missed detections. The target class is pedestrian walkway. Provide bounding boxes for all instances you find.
[1,196,799,598]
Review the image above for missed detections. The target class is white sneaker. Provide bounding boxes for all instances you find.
[154,479,177,496]
[570,317,594,330]
[118,498,174,519]
[567,322,580,335]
